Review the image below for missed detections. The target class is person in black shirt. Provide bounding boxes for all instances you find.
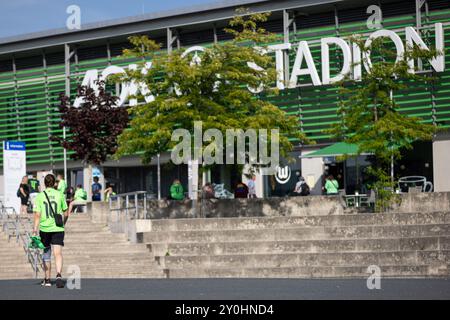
[18,175,30,215]
[28,174,40,208]
[28,175,40,193]
[234,181,249,198]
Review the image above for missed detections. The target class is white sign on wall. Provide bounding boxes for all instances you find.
[2,141,26,214]
[73,23,445,108]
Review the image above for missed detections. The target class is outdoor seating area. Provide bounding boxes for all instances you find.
[341,176,433,208]
[343,192,374,208]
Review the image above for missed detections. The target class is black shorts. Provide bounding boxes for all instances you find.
[20,196,29,205]
[39,231,65,247]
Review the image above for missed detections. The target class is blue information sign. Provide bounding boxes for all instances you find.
[4,141,26,151]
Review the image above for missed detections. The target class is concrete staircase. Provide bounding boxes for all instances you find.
[0,214,165,279]
[142,211,450,278]
[58,214,164,278]
[0,232,34,279]
[2,211,449,279]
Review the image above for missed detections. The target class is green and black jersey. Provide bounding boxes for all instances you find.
[33,188,68,233]
[29,178,40,193]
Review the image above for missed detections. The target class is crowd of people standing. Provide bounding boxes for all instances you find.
[16,173,118,216]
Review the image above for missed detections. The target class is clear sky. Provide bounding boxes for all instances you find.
[0,0,219,39]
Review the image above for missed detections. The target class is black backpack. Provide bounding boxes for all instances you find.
[300,183,310,196]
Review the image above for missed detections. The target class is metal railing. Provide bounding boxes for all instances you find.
[107,190,206,221]
[108,191,148,220]
[1,203,43,278]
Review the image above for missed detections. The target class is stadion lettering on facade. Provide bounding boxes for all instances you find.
[73,23,445,108]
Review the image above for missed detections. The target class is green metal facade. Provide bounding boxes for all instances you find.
[0,5,449,167]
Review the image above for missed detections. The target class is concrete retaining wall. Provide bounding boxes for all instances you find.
[144,196,345,219]
[86,201,109,225]
[390,191,450,213]
[89,192,450,222]
[142,192,450,219]
[92,192,450,243]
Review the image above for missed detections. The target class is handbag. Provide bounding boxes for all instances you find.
[43,191,64,227]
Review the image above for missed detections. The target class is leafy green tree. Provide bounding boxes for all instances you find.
[114,10,310,175]
[328,36,440,210]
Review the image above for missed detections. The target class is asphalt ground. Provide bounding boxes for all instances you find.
[0,278,449,300]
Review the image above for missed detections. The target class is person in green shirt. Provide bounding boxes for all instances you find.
[56,174,67,195]
[324,175,339,195]
[74,184,87,201]
[33,174,69,288]
[169,179,184,200]
[68,184,88,215]
[104,183,117,202]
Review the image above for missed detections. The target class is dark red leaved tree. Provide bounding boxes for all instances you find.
[53,81,129,165]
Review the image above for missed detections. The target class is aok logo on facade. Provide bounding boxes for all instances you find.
[73,23,445,108]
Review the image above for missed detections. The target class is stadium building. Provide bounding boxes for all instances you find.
[0,0,449,199]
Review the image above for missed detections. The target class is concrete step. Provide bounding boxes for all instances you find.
[58,265,159,271]
[0,235,36,279]
[0,260,30,264]
[64,230,126,235]
[61,249,151,255]
[54,269,163,278]
[0,246,26,251]
[0,255,155,264]
[66,214,92,219]
[62,245,148,252]
[148,212,450,231]
[65,221,105,225]
[62,249,146,255]
[0,273,35,280]
[64,230,125,236]
[8,230,124,239]
[38,264,162,274]
[165,265,449,278]
[142,224,450,243]
[69,273,165,278]
[155,250,450,269]
[4,271,165,279]
[62,264,159,270]
[64,226,111,232]
[0,243,19,248]
[0,216,165,280]
[0,248,28,253]
[0,257,32,263]
[1,263,34,269]
[0,270,34,275]
[67,218,94,223]
[64,255,155,266]
[147,236,450,256]
[62,263,158,270]
[64,233,127,243]
[42,260,158,268]
[62,242,131,248]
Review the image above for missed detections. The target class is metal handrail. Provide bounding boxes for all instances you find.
[1,206,43,278]
[108,191,148,219]
[111,191,147,197]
